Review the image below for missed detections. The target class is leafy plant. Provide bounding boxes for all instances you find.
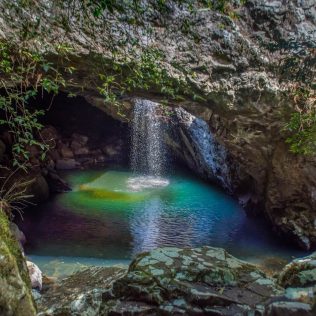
[97,47,196,112]
[285,110,316,155]
[0,40,72,169]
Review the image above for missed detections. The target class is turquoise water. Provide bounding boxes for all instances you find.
[20,168,307,276]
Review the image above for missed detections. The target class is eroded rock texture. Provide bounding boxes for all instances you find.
[0,1,315,248]
[0,209,36,316]
[37,247,316,315]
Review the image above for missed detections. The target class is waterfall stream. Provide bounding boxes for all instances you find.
[131,99,166,176]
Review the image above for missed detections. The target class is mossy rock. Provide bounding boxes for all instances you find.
[278,252,316,288]
[0,208,36,316]
[38,247,280,315]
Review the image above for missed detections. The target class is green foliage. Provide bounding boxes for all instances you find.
[98,47,197,116]
[285,111,316,155]
[0,40,71,169]
[0,0,245,168]
[86,0,245,19]
[280,50,316,154]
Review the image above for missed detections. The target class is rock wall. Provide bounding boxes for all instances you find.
[0,208,36,316]
[0,0,315,249]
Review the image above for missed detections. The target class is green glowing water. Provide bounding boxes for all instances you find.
[20,168,307,277]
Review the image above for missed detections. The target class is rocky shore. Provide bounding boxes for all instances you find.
[34,247,316,315]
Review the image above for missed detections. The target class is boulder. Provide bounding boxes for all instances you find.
[59,144,74,159]
[28,174,50,203]
[73,146,89,156]
[262,252,316,315]
[38,266,127,316]
[278,252,316,288]
[27,261,43,290]
[264,301,313,316]
[46,170,72,192]
[71,133,88,146]
[102,145,118,157]
[38,247,281,315]
[56,159,80,170]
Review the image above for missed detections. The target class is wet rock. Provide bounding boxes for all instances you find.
[278,252,316,288]
[32,289,42,302]
[59,144,74,159]
[28,174,50,203]
[167,107,236,191]
[27,261,43,290]
[46,170,72,192]
[0,0,315,247]
[38,266,127,316]
[264,301,313,316]
[73,146,90,156]
[71,133,89,147]
[56,158,80,170]
[262,252,316,315]
[39,247,280,315]
[102,145,119,157]
[9,222,26,247]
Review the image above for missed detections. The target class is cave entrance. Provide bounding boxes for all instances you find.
[33,91,130,169]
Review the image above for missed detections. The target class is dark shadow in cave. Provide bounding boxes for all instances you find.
[31,91,131,167]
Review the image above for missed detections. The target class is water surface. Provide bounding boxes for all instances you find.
[20,168,308,277]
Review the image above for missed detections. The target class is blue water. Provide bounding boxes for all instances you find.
[20,168,308,277]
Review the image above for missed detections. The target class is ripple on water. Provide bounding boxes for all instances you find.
[19,169,308,277]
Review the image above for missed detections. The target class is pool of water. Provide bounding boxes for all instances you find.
[19,168,308,277]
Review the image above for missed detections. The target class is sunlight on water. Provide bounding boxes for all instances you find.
[126,176,169,192]
[20,168,308,277]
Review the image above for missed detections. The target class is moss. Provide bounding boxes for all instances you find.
[0,208,30,286]
[0,207,36,316]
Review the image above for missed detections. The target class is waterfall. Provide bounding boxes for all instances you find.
[174,107,231,190]
[131,99,166,176]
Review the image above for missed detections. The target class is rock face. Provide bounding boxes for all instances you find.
[263,251,316,316]
[0,1,316,248]
[0,209,36,316]
[167,107,241,192]
[38,246,284,315]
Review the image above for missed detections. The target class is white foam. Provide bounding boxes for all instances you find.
[126,176,169,192]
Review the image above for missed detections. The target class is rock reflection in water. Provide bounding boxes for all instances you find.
[19,169,308,277]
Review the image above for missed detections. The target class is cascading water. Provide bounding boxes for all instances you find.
[129,99,169,191]
[131,99,166,176]
[174,107,231,190]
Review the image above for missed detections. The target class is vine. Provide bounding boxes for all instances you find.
[0,0,246,169]
[0,40,73,169]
